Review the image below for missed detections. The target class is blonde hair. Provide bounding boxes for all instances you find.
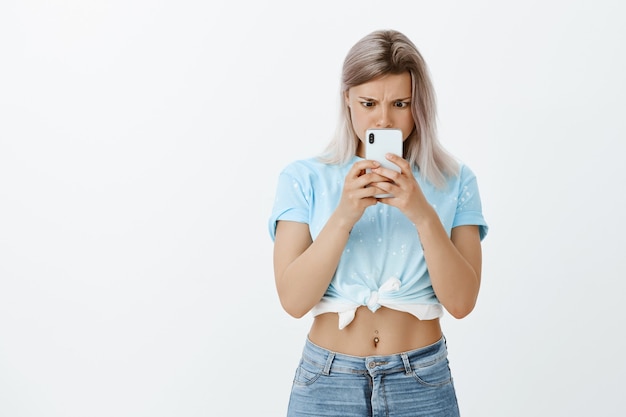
[319,29,458,188]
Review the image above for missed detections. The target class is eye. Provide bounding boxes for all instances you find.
[360,101,375,108]
[394,101,410,108]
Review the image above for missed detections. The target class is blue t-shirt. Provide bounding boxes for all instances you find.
[268,155,488,327]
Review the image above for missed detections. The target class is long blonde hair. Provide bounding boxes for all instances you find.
[319,29,458,188]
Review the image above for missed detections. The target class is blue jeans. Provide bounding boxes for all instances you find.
[287,336,460,417]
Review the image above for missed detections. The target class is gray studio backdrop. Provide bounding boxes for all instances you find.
[1,1,625,416]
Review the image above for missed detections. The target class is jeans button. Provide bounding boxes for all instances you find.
[368,362,375,369]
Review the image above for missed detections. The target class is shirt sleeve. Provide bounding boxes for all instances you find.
[268,166,311,241]
[452,165,489,241]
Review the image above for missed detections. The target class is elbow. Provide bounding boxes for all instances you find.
[279,298,311,319]
[276,282,317,319]
[448,308,472,320]
[442,275,481,319]
[446,299,476,320]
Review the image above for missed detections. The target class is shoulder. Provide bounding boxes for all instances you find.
[448,161,486,211]
[280,157,324,173]
[280,157,351,180]
[458,162,478,178]
[443,161,479,186]
[419,161,481,200]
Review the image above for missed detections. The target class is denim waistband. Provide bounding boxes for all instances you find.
[301,336,448,376]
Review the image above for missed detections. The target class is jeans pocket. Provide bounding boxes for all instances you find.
[411,356,453,387]
[293,358,323,386]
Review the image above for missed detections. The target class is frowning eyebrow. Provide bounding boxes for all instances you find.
[358,96,412,101]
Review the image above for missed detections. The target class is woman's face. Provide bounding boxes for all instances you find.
[345,72,415,157]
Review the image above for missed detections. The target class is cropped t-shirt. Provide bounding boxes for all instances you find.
[268,155,488,329]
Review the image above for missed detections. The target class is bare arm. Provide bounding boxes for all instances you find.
[273,159,386,318]
[273,217,350,318]
[372,154,483,318]
[413,218,482,319]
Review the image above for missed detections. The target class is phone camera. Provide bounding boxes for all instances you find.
[368,133,375,144]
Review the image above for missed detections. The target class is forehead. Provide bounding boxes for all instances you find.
[349,72,412,97]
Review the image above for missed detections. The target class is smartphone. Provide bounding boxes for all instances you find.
[365,128,403,198]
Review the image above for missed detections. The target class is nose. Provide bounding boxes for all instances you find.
[375,107,392,128]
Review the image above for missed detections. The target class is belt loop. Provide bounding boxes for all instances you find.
[323,352,335,376]
[401,352,412,375]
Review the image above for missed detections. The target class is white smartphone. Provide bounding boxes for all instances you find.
[365,128,403,198]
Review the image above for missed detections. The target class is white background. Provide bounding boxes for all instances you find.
[1,1,625,416]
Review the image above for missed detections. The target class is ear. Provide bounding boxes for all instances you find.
[344,90,350,107]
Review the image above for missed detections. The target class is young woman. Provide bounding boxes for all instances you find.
[268,29,488,417]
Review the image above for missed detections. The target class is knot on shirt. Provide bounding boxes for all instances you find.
[366,277,401,311]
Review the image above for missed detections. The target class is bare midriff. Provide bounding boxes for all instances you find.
[308,306,442,357]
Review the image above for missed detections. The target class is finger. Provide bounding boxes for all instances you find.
[385,153,411,172]
[347,165,387,189]
[349,176,391,196]
[344,184,384,202]
[371,181,395,197]
[349,159,381,176]
[370,166,401,182]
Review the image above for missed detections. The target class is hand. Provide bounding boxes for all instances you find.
[369,153,432,224]
[334,159,390,230]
